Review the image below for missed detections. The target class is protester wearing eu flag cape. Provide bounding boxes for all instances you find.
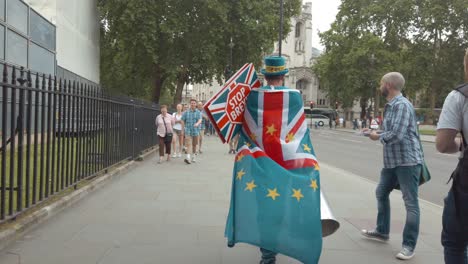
[225,56,322,264]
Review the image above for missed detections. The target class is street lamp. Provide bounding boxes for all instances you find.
[369,53,379,117]
[279,0,284,56]
[224,37,235,80]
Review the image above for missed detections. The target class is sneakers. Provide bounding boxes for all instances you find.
[396,247,414,260]
[191,156,196,163]
[171,153,177,158]
[361,229,389,242]
[184,158,191,164]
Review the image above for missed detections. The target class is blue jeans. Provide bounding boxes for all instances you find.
[260,248,277,263]
[442,188,468,264]
[376,165,421,250]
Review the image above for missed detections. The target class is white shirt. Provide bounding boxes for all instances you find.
[437,90,468,144]
[173,112,183,130]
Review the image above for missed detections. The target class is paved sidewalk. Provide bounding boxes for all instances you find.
[0,136,444,263]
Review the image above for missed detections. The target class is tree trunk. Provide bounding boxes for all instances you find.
[360,97,367,119]
[428,80,437,124]
[152,65,166,104]
[374,88,380,118]
[173,70,188,105]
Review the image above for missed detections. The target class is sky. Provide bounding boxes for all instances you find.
[308,0,341,50]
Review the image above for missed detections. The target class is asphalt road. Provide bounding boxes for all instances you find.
[310,129,458,207]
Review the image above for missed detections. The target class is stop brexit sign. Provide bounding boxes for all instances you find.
[204,63,261,143]
[226,82,251,124]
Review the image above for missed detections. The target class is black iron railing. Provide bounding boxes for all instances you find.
[0,63,159,223]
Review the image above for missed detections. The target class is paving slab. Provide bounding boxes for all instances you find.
[0,136,444,263]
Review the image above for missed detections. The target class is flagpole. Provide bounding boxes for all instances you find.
[279,0,283,57]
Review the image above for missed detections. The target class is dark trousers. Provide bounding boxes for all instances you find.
[158,136,171,156]
[442,188,468,264]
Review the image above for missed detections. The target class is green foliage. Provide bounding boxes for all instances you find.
[99,0,301,103]
[313,0,468,115]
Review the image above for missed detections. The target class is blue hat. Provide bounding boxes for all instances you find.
[261,56,289,76]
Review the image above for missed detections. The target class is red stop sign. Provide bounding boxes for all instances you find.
[226,83,251,124]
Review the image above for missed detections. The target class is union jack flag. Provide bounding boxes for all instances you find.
[204,63,261,143]
[241,88,319,170]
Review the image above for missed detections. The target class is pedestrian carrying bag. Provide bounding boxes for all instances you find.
[162,116,173,143]
[417,139,431,186]
[395,123,431,190]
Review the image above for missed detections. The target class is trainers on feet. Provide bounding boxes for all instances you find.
[191,157,196,163]
[184,158,191,164]
[171,153,176,158]
[361,229,389,242]
[396,247,414,260]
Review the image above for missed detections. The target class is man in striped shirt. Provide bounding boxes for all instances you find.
[181,99,202,164]
[361,72,423,261]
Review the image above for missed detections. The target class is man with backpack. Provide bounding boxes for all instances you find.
[436,48,468,263]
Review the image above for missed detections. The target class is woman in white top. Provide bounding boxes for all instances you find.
[172,104,184,158]
[155,105,175,163]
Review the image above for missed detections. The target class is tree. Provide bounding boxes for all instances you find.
[99,0,301,104]
[313,0,468,122]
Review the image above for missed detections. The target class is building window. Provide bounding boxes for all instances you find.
[7,0,28,35]
[29,42,55,75]
[30,10,55,51]
[296,79,307,90]
[6,29,27,67]
[0,0,5,21]
[295,22,302,38]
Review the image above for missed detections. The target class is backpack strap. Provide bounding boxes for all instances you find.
[454,83,468,149]
[455,83,468,96]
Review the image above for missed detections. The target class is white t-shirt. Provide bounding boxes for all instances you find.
[173,112,183,130]
[437,90,468,144]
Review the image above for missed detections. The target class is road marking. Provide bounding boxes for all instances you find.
[340,139,363,143]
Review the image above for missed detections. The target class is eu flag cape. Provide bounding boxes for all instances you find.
[225,87,322,264]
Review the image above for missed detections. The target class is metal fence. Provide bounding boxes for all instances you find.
[0,63,159,223]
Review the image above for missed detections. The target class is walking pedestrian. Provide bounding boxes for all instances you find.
[155,105,175,163]
[362,72,423,260]
[436,48,468,264]
[172,104,184,158]
[228,134,239,154]
[181,99,202,164]
[197,101,208,154]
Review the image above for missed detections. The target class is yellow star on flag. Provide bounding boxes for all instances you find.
[303,144,311,153]
[236,169,246,180]
[310,179,318,191]
[250,134,257,141]
[314,163,320,171]
[245,180,257,192]
[291,189,304,202]
[266,124,277,136]
[266,188,280,200]
[237,154,245,162]
[286,132,295,143]
[245,142,252,148]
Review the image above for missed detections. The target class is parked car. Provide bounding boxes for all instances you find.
[306,114,330,127]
